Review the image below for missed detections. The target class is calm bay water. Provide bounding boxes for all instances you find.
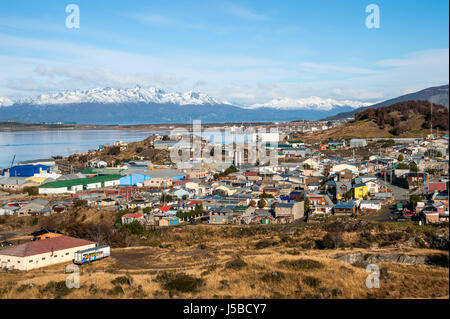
[0,130,168,170]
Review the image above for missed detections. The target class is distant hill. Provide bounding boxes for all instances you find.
[303,100,449,142]
[323,84,449,120]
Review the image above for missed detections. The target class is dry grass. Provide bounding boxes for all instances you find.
[1,227,448,299]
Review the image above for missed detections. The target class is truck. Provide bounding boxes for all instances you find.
[74,245,110,265]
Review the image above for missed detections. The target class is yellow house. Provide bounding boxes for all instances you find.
[215,184,237,196]
[353,183,368,200]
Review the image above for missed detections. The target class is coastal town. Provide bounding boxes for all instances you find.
[0,121,448,280]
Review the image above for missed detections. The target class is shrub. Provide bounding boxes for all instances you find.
[302,276,321,288]
[315,233,336,249]
[278,259,324,270]
[254,238,277,249]
[261,271,285,283]
[156,272,204,293]
[108,285,125,296]
[111,276,131,286]
[225,257,247,270]
[39,281,72,298]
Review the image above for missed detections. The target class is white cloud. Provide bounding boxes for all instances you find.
[247,97,373,111]
[0,33,447,107]
[220,1,268,21]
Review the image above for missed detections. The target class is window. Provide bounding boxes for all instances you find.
[42,257,45,260]
[54,255,58,257]
[29,260,33,263]
[65,252,69,255]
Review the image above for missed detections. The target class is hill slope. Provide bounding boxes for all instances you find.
[323,84,449,120]
[303,100,449,142]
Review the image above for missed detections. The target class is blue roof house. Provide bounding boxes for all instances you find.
[173,188,194,200]
[119,173,152,186]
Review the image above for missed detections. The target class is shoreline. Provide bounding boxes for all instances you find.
[0,121,300,132]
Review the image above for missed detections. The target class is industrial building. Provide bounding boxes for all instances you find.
[0,236,96,271]
[6,164,50,178]
[38,174,122,194]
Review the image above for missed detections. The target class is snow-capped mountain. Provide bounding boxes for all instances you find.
[248,97,373,111]
[4,86,231,107]
[0,97,13,107]
[0,86,373,124]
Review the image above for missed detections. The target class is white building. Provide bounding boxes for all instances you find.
[0,236,96,271]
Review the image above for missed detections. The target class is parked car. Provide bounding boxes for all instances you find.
[0,241,13,247]
[396,215,409,222]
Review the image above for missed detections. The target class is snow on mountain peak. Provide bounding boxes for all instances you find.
[7,87,231,106]
[248,96,373,111]
[0,97,14,107]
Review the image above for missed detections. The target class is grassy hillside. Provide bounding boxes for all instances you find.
[0,210,448,299]
[302,101,449,143]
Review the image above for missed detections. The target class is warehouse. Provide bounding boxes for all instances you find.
[119,173,152,186]
[38,174,122,194]
[0,236,96,271]
[7,164,50,178]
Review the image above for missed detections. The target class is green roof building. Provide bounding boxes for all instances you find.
[39,174,122,194]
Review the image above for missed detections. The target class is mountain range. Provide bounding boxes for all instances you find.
[0,85,448,124]
[322,84,449,120]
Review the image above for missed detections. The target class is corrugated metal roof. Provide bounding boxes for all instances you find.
[39,174,121,189]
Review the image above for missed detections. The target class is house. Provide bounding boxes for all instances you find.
[330,164,359,175]
[373,192,394,204]
[359,200,382,212]
[365,180,380,195]
[173,188,194,200]
[209,208,234,224]
[428,181,448,193]
[353,183,368,200]
[0,205,20,216]
[17,199,50,217]
[153,140,179,149]
[241,209,274,224]
[274,201,304,220]
[0,236,96,271]
[307,194,334,216]
[121,213,144,224]
[349,139,367,148]
[31,229,63,241]
[143,177,173,189]
[421,210,440,224]
[0,177,29,192]
[335,169,354,182]
[328,141,345,149]
[157,216,180,227]
[406,172,427,190]
[307,182,320,192]
[335,182,352,200]
[334,201,358,216]
[214,184,237,196]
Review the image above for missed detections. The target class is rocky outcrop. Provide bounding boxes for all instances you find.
[336,252,449,267]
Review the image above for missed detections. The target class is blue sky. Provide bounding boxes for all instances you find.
[0,0,448,105]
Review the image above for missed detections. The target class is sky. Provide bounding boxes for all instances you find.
[0,0,448,106]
